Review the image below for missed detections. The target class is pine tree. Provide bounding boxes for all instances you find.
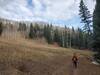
[79,0,92,35]
[60,31,64,47]
[64,26,68,48]
[33,23,40,38]
[29,23,34,39]
[54,28,59,43]
[67,28,71,48]
[78,28,84,49]
[0,22,3,36]
[71,27,76,48]
[43,25,47,38]
[48,24,53,44]
[79,0,93,49]
[44,24,53,44]
[93,0,100,62]
[18,23,26,31]
[50,24,54,43]
[54,28,61,45]
[69,29,72,48]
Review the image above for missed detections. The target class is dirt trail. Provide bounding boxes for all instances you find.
[51,56,76,75]
[51,56,100,75]
[52,65,68,75]
[73,69,78,75]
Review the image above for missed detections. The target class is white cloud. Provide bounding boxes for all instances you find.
[32,0,80,20]
[84,0,96,14]
[0,0,95,23]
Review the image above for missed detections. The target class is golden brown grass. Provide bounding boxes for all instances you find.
[0,37,99,75]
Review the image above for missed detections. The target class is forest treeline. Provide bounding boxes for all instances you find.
[0,21,92,50]
[30,24,92,49]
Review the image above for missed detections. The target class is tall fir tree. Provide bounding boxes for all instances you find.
[18,23,26,31]
[29,23,34,39]
[71,27,76,48]
[0,22,3,36]
[33,23,40,38]
[78,28,84,49]
[54,28,61,45]
[93,0,100,62]
[60,31,64,47]
[79,0,92,35]
[67,28,71,48]
[44,24,53,44]
[48,24,53,44]
[79,0,93,49]
[64,26,68,48]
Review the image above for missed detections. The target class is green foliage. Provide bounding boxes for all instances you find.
[54,28,60,43]
[33,23,40,38]
[78,28,85,49]
[71,27,75,47]
[44,24,53,44]
[18,23,26,31]
[79,0,92,35]
[64,26,68,48]
[93,0,100,61]
[0,22,3,36]
[29,23,34,39]
[29,23,44,39]
[28,23,89,49]
[79,0,93,50]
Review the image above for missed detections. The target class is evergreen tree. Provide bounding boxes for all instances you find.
[33,23,40,38]
[79,0,93,49]
[79,0,92,35]
[93,0,100,62]
[60,31,64,47]
[43,25,47,38]
[54,28,59,42]
[0,22,3,36]
[69,29,72,48]
[48,24,53,44]
[29,23,34,39]
[64,26,68,48]
[54,28,61,45]
[75,28,80,48]
[67,28,71,48]
[44,24,53,44]
[50,24,54,43]
[71,27,76,48]
[18,23,26,31]
[78,28,84,49]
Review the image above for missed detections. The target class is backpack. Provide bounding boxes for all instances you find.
[72,56,78,61]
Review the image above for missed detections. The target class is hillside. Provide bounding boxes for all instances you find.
[0,37,100,75]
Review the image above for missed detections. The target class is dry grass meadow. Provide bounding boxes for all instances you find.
[0,37,100,75]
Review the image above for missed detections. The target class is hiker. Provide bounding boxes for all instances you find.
[72,53,78,68]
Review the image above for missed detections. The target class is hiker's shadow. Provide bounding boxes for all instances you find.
[69,62,78,75]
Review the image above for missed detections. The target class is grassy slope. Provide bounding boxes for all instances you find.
[0,37,99,75]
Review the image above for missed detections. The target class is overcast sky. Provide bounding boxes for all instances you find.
[0,0,96,28]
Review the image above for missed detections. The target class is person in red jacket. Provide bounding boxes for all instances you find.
[72,53,78,68]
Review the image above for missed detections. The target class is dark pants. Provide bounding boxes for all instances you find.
[73,61,77,68]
